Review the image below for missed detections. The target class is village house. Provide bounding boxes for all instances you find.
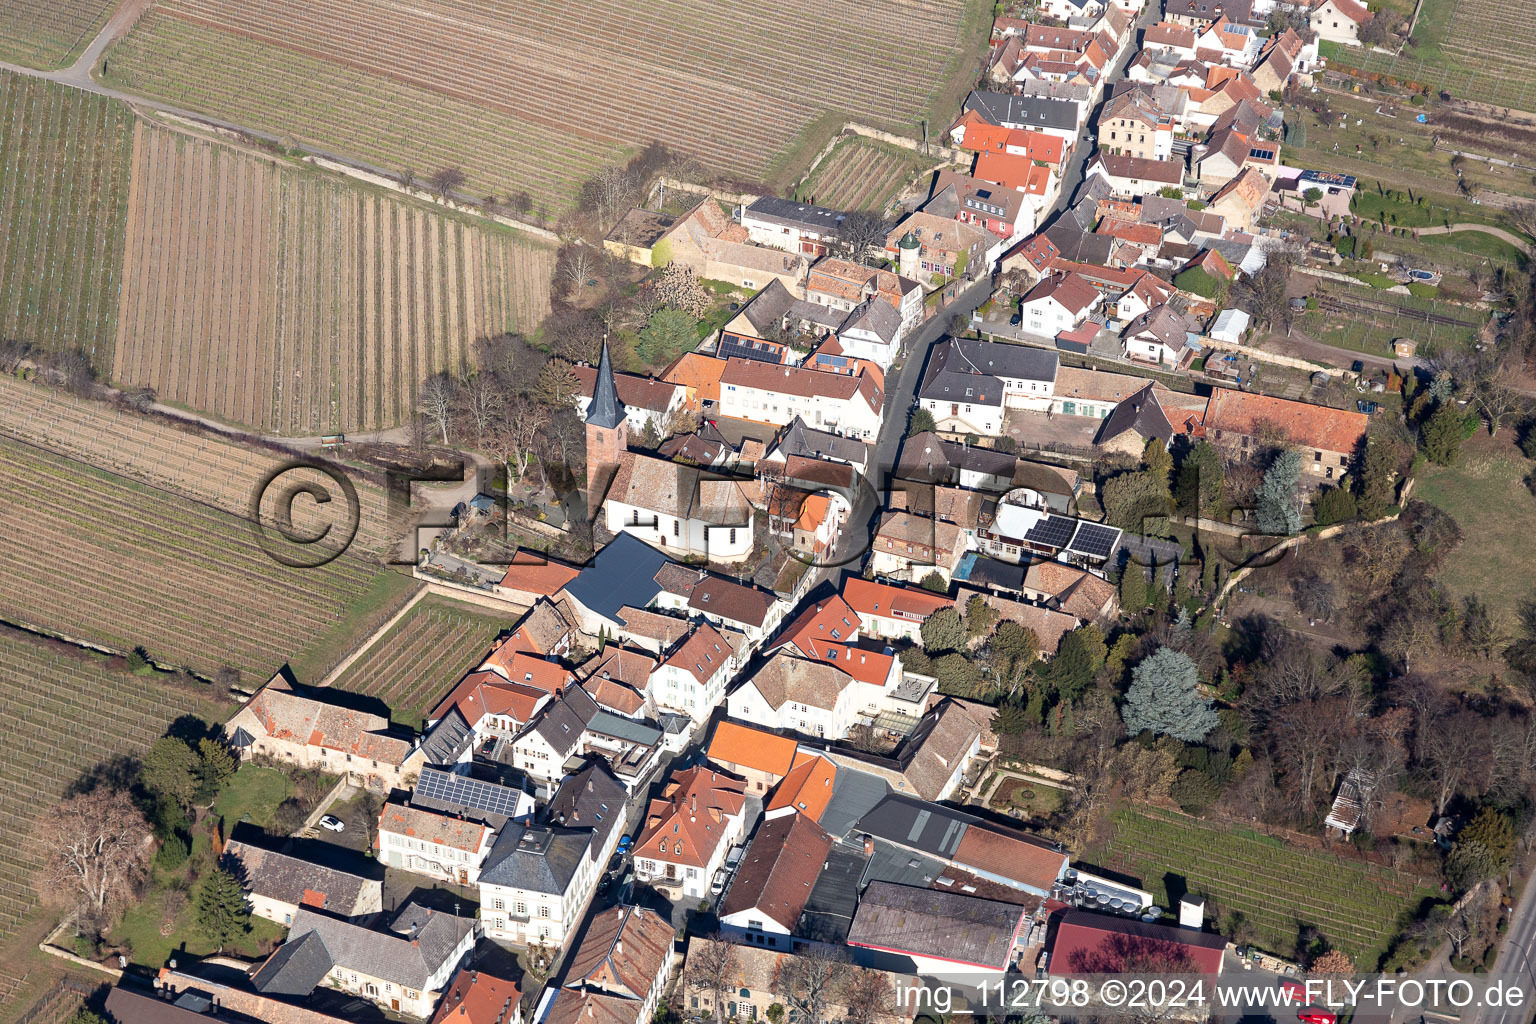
[647,620,740,724]
[870,510,967,584]
[804,258,924,333]
[1200,388,1369,483]
[1022,561,1120,620]
[428,672,552,741]
[572,366,685,438]
[1048,909,1226,976]
[926,169,1040,241]
[1206,166,1269,232]
[651,198,808,292]
[577,646,656,719]
[1142,21,1198,59]
[959,90,1083,144]
[706,720,801,794]
[602,451,755,562]
[223,838,382,927]
[225,675,424,793]
[716,279,798,363]
[1098,88,1175,161]
[652,566,785,650]
[841,577,956,642]
[551,903,677,1024]
[507,686,601,796]
[740,196,847,258]
[251,903,477,1018]
[410,765,536,830]
[661,351,729,414]
[634,766,748,899]
[498,552,582,607]
[1194,15,1261,67]
[1093,381,1179,456]
[1309,0,1372,44]
[1086,152,1187,198]
[1162,0,1254,29]
[429,969,523,1024]
[1018,270,1105,339]
[719,808,834,950]
[1122,304,1193,366]
[726,649,905,741]
[917,339,1059,436]
[885,213,992,288]
[717,360,883,440]
[378,801,496,886]
[896,431,1034,493]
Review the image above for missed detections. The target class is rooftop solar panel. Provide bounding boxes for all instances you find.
[1024,514,1076,549]
[412,767,526,820]
[1068,522,1122,559]
[719,339,783,364]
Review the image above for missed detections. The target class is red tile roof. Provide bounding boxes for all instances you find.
[765,754,837,820]
[662,622,732,685]
[707,721,799,778]
[953,824,1067,892]
[430,670,550,725]
[499,552,581,596]
[719,809,833,929]
[1203,388,1368,455]
[772,595,862,655]
[639,767,748,868]
[1023,271,1102,315]
[430,969,521,1024]
[841,578,955,622]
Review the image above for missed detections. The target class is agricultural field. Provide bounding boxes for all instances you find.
[0,374,403,555]
[0,0,117,70]
[113,123,555,435]
[0,435,419,683]
[1093,806,1432,966]
[1414,434,1536,622]
[328,594,512,729]
[100,0,990,212]
[0,73,133,371]
[0,627,221,947]
[798,136,933,212]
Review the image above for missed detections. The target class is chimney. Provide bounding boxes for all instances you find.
[616,940,623,955]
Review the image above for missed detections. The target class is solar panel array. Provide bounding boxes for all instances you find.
[718,339,783,364]
[1068,522,1121,560]
[1024,514,1077,549]
[412,767,525,820]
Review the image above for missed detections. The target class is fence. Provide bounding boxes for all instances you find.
[14,978,98,1024]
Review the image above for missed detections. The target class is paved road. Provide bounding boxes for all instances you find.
[1478,871,1536,1024]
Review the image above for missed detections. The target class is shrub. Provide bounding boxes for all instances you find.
[1170,769,1221,815]
[1313,487,1358,527]
[155,832,190,870]
[272,797,308,835]
[1410,94,1426,105]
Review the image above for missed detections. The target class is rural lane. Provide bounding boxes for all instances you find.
[1413,222,1533,256]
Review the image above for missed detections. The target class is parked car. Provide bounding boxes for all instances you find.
[1009,312,1022,327]
[710,871,727,895]
[617,835,632,855]
[319,815,345,833]
[1350,360,1364,374]
[1298,1011,1336,1024]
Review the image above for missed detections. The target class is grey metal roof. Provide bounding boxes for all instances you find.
[562,533,670,625]
[587,709,663,746]
[797,843,868,943]
[860,837,944,890]
[420,705,474,766]
[958,555,1028,593]
[586,340,627,430]
[854,793,978,859]
[817,764,892,839]
[412,765,531,828]
[252,929,333,996]
[771,416,872,469]
[964,90,1078,132]
[846,881,1025,969]
[745,196,849,234]
[229,726,255,748]
[1044,223,1117,265]
[480,823,593,893]
[930,339,1058,389]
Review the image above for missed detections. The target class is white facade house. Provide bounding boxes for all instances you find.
[741,196,846,257]
[724,649,906,741]
[1310,0,1372,44]
[603,452,755,563]
[634,767,747,900]
[717,361,883,440]
[573,367,685,437]
[378,802,496,887]
[647,623,740,724]
[1017,271,1103,339]
[917,339,1060,436]
[479,826,605,947]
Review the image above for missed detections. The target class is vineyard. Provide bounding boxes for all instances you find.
[0,435,418,682]
[0,374,402,555]
[100,0,989,211]
[328,594,510,729]
[1094,806,1430,966]
[0,628,220,947]
[112,123,554,435]
[0,0,117,70]
[0,73,133,371]
[799,136,931,212]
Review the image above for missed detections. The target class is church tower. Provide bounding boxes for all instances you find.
[584,337,628,483]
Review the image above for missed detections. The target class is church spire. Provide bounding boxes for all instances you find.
[586,336,626,430]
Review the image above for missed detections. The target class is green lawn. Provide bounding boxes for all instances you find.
[111,884,287,970]
[213,765,291,831]
[1414,439,1536,620]
[1090,805,1433,966]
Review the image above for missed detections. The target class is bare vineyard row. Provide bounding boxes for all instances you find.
[0,0,117,70]
[329,599,507,721]
[0,632,218,945]
[0,436,392,680]
[112,123,554,435]
[107,0,973,206]
[0,374,400,554]
[0,73,132,368]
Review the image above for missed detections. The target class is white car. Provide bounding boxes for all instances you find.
[319,814,345,832]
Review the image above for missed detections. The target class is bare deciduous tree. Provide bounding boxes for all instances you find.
[35,790,152,924]
[418,371,459,445]
[487,394,550,480]
[455,372,503,448]
[779,945,852,1024]
[684,936,741,1021]
[429,166,468,201]
[560,245,599,298]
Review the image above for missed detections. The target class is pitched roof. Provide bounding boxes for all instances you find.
[430,969,522,1024]
[1022,271,1102,315]
[771,416,872,468]
[586,340,627,430]
[499,551,582,596]
[661,622,733,685]
[1209,165,1269,212]
[953,825,1069,893]
[1318,0,1372,24]
[963,90,1080,132]
[765,753,838,820]
[607,452,754,524]
[430,671,550,727]
[480,824,594,893]
[688,575,778,627]
[564,904,676,999]
[1203,388,1369,453]
[847,881,1026,970]
[574,365,682,414]
[638,767,748,868]
[841,578,955,622]
[486,650,575,696]
[1090,153,1185,185]
[1144,21,1197,48]
[707,720,800,777]
[954,587,1077,656]
[739,652,855,713]
[805,259,919,311]
[719,360,881,411]
[875,510,965,562]
[224,839,375,914]
[561,533,670,626]
[266,904,474,993]
[901,700,988,801]
[1053,366,1160,404]
[378,801,489,854]
[974,151,1055,195]
[720,810,834,929]
[547,758,627,843]
[662,352,729,406]
[1125,305,1190,352]
[1024,562,1118,618]
[240,677,413,766]
[1049,909,1227,974]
